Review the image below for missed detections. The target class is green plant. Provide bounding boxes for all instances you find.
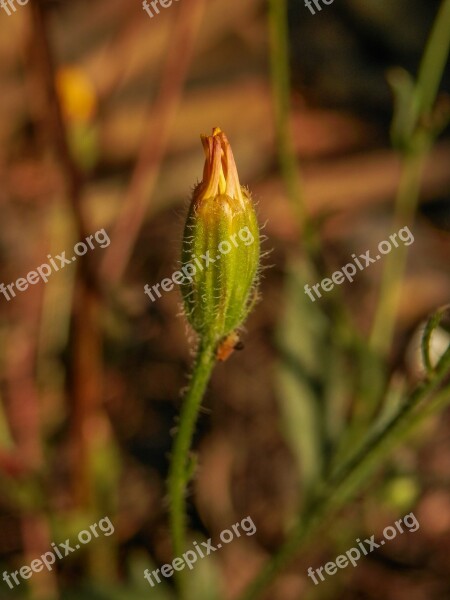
[168,128,260,597]
[237,1,450,599]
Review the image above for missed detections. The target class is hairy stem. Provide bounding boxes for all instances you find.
[168,339,216,592]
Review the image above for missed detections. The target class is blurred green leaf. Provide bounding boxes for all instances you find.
[275,259,329,492]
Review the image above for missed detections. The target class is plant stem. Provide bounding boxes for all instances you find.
[239,345,450,600]
[0,392,13,450]
[240,3,450,599]
[168,338,216,590]
[331,345,450,492]
[369,151,427,356]
[268,0,317,257]
[414,0,450,119]
[370,0,450,356]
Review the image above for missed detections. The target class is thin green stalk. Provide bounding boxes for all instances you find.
[268,0,317,257]
[168,340,216,585]
[268,0,304,220]
[369,151,427,355]
[0,393,13,450]
[269,0,356,482]
[239,345,450,600]
[344,150,426,447]
[331,346,450,491]
[337,184,428,463]
[414,0,450,119]
[268,0,361,344]
[370,0,450,356]
[240,4,450,599]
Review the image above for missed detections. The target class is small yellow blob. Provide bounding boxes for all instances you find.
[56,66,97,123]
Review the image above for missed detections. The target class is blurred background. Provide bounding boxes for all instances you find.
[0,0,449,599]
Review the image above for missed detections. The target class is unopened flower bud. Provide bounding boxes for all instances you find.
[181,128,260,346]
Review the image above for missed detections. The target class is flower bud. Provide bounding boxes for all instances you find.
[181,128,260,346]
